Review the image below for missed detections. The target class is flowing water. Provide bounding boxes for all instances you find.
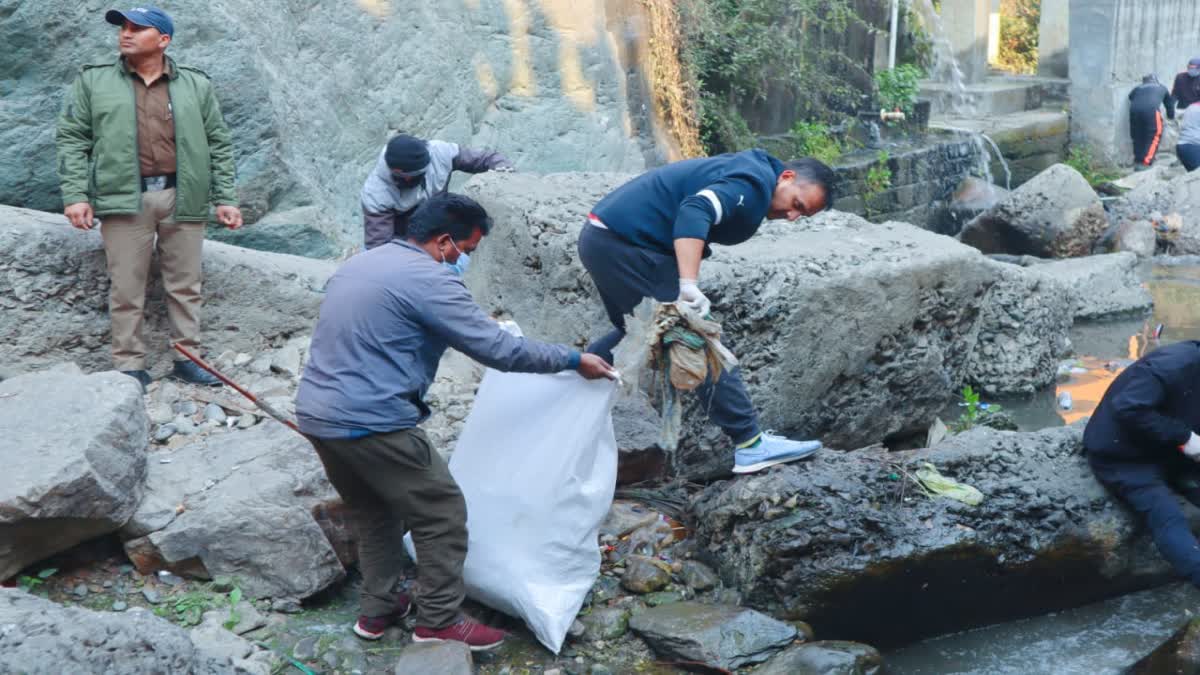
[892,262,1200,672]
[912,0,971,115]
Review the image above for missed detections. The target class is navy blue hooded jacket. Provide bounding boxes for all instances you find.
[1084,341,1200,461]
[589,149,784,256]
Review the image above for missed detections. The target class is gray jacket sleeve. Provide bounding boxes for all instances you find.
[452,146,514,173]
[363,206,397,250]
[419,274,578,373]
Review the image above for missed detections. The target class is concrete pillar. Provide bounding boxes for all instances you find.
[987,0,1002,66]
[1038,0,1070,78]
[942,0,990,84]
[1069,0,1200,166]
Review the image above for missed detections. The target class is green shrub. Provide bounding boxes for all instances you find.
[788,121,843,164]
[875,64,924,115]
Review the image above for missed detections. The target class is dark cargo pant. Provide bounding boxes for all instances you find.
[308,428,466,629]
[1090,452,1200,587]
[577,222,760,444]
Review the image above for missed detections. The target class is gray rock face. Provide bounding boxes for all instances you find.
[121,423,348,600]
[1128,617,1200,675]
[392,641,474,675]
[628,602,797,670]
[0,366,147,580]
[756,641,883,675]
[0,1,665,249]
[467,173,1071,477]
[690,424,1188,647]
[1028,252,1153,320]
[960,163,1109,258]
[1114,219,1157,258]
[0,589,270,674]
[0,205,333,375]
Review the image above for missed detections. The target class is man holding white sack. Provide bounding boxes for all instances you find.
[579,152,837,474]
[295,193,615,649]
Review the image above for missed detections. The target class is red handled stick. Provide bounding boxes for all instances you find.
[172,343,300,433]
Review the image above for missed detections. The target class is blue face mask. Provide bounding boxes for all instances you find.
[441,239,471,276]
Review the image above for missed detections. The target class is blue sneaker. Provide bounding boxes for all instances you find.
[733,432,821,474]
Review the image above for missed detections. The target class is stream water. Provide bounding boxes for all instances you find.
[891,261,1200,673]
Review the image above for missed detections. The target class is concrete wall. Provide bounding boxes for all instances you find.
[943,0,991,84]
[1070,0,1200,165]
[1038,0,1070,78]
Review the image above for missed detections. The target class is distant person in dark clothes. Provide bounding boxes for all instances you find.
[1172,58,1200,111]
[1129,75,1174,169]
[359,134,513,250]
[1085,341,1200,588]
[1178,102,1200,172]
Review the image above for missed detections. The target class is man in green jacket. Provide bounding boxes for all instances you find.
[56,6,242,388]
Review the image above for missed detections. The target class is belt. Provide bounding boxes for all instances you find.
[141,174,177,192]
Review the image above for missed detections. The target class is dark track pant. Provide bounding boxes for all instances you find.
[1090,453,1200,587]
[1130,108,1165,166]
[308,428,467,629]
[577,223,760,444]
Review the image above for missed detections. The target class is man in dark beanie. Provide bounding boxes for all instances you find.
[1171,57,1200,111]
[360,134,513,249]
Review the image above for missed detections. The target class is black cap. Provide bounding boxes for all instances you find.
[384,135,430,174]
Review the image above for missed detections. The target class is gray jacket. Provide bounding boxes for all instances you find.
[1182,104,1200,146]
[295,240,579,438]
[360,140,512,249]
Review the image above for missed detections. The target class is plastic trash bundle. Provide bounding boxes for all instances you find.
[914,462,984,506]
[407,357,618,653]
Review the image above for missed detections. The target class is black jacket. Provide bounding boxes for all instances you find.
[1130,82,1175,119]
[1084,341,1200,461]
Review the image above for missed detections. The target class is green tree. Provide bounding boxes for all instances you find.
[998,0,1040,75]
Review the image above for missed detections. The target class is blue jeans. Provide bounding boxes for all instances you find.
[1178,143,1200,172]
[1090,453,1200,587]
[577,223,760,445]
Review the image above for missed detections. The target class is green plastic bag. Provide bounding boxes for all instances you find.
[914,462,984,506]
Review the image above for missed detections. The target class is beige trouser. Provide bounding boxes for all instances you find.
[100,188,204,371]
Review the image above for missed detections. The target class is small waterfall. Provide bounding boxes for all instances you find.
[912,0,972,116]
[930,123,1012,192]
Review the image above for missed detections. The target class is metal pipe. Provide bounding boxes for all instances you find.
[889,0,900,69]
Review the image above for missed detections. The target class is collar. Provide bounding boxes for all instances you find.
[120,55,176,81]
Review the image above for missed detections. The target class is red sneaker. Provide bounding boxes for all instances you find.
[412,619,507,651]
[352,592,412,640]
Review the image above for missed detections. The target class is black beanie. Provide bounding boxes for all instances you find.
[384,134,430,173]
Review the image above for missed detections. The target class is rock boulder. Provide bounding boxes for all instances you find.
[0,365,147,581]
[627,602,797,670]
[690,424,1190,647]
[0,205,334,375]
[959,163,1109,258]
[1028,252,1153,320]
[0,589,272,674]
[121,423,348,601]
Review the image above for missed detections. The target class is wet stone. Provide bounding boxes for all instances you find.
[581,607,630,641]
[111,601,127,611]
[173,400,198,416]
[321,651,340,668]
[680,560,719,591]
[153,424,177,443]
[204,403,227,424]
[292,636,319,661]
[210,576,235,593]
[141,588,161,604]
[754,641,883,675]
[629,602,796,670]
[590,576,622,604]
[643,590,684,607]
[620,556,670,594]
[72,584,88,598]
[393,641,473,675]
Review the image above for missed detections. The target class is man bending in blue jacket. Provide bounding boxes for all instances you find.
[579,151,836,474]
[1086,341,1200,587]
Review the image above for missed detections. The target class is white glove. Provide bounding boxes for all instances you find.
[1184,433,1200,461]
[677,279,711,316]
